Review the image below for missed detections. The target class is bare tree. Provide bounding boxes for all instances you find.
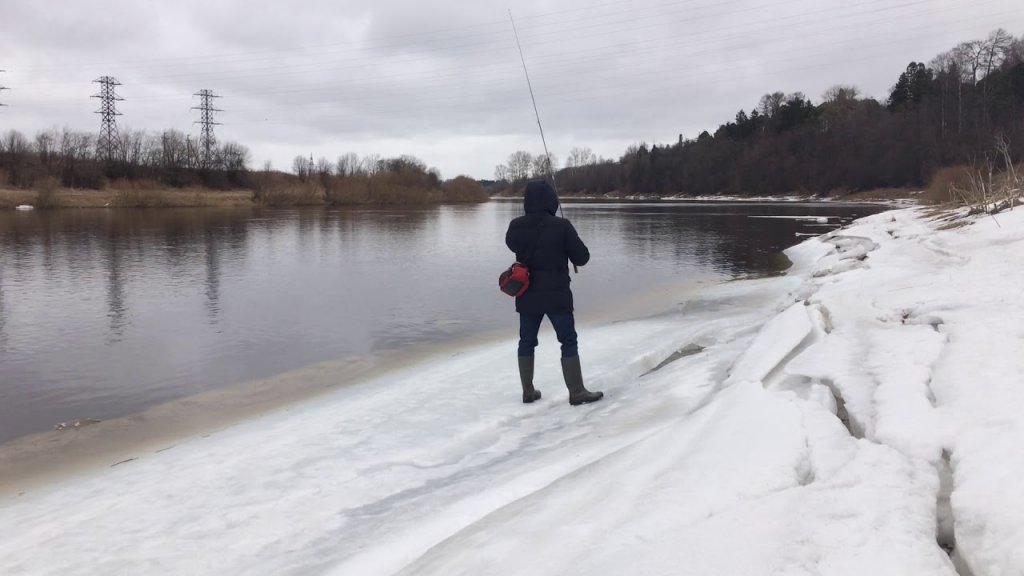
[531,152,557,178]
[506,150,533,182]
[220,142,250,172]
[822,85,860,104]
[360,153,381,175]
[159,129,189,169]
[2,130,29,156]
[34,129,58,166]
[566,146,596,170]
[758,92,786,118]
[185,135,202,170]
[952,41,984,85]
[936,43,983,134]
[336,152,360,176]
[980,29,1014,78]
[118,129,146,169]
[1005,35,1024,68]
[59,128,93,164]
[293,155,311,181]
[315,157,333,179]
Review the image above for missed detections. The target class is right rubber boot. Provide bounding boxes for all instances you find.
[518,356,542,404]
[561,356,603,406]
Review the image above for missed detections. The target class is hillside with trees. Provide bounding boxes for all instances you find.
[495,29,1024,198]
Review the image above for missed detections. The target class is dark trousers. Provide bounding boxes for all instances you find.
[518,312,578,358]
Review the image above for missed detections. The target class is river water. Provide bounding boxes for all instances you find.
[0,200,887,443]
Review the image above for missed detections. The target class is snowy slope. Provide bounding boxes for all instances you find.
[1,206,1022,576]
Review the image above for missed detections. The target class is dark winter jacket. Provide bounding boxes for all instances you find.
[505,181,590,315]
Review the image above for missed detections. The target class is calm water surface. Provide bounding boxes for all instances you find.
[0,200,887,442]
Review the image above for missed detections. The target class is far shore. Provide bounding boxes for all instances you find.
[2,185,919,211]
[0,186,254,210]
[0,186,489,210]
[490,186,920,205]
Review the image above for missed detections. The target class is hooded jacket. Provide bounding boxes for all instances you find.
[505,180,590,315]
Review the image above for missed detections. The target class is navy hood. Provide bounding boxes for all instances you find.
[523,180,559,216]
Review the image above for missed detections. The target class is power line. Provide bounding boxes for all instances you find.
[16,2,1019,123]
[8,0,982,87]
[12,0,720,74]
[91,76,124,161]
[192,89,222,168]
[115,0,937,85]
[0,69,8,107]
[234,27,1004,128]
[10,1,1015,122]
[22,0,1011,106]
[138,6,1024,111]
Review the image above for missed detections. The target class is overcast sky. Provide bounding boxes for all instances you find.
[0,0,1020,179]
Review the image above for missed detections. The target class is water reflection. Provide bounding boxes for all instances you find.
[0,201,886,442]
[0,280,7,351]
[582,202,860,277]
[204,227,221,324]
[105,231,128,342]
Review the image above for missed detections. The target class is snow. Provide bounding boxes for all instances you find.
[747,215,833,222]
[2,205,1023,575]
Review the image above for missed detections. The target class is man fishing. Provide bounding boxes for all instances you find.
[505,179,603,406]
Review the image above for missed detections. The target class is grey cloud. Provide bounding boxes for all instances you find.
[1,0,1020,178]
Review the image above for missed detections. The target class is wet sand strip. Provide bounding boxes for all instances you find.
[0,342,478,499]
[0,277,707,499]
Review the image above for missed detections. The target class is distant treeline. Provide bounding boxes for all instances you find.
[255,153,486,205]
[0,127,251,190]
[495,29,1024,197]
[0,128,487,204]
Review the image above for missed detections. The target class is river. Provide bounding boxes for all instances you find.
[0,199,887,443]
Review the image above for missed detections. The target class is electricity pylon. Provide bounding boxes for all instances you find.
[91,76,124,161]
[192,89,222,169]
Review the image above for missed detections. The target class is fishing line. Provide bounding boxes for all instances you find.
[509,10,564,210]
[511,9,577,272]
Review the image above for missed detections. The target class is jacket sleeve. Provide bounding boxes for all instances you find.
[505,223,523,259]
[565,221,590,267]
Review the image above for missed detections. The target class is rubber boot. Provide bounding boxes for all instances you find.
[561,356,603,406]
[518,356,542,404]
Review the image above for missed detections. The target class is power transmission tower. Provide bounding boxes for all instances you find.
[91,76,123,161]
[192,89,222,169]
[0,69,9,107]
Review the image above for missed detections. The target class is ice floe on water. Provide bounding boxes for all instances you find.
[1,205,1023,575]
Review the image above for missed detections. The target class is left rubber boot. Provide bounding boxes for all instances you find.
[561,356,603,406]
[518,356,542,404]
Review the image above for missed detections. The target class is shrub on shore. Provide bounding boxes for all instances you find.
[33,176,61,209]
[249,170,488,207]
[110,180,174,208]
[251,172,325,206]
[442,176,489,203]
[940,138,1023,214]
[925,166,975,205]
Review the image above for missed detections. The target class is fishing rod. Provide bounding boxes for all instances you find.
[509,10,577,272]
[509,10,565,220]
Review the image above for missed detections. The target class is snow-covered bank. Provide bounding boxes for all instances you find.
[2,206,1022,575]
[491,194,915,206]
